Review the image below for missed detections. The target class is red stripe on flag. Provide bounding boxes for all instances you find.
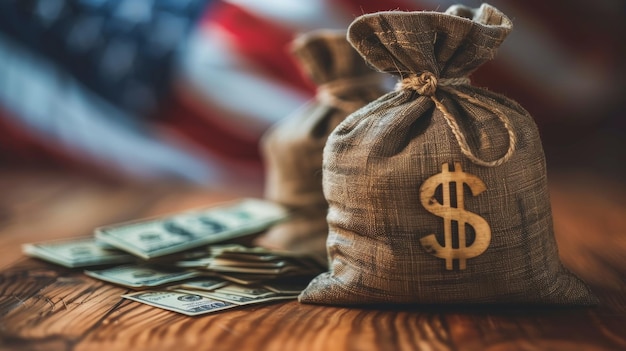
[160,83,263,162]
[201,2,316,96]
[0,107,120,178]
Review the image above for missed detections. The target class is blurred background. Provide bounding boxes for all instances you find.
[0,0,624,191]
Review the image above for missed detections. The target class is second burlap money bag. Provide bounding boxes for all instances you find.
[255,30,387,261]
[299,4,597,305]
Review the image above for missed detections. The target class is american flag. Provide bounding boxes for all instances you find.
[0,0,623,186]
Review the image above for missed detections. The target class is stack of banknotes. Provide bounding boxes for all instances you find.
[22,198,326,316]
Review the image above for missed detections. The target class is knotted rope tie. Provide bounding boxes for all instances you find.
[398,72,517,167]
[316,74,383,113]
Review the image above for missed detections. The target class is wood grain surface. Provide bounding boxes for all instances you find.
[0,167,625,351]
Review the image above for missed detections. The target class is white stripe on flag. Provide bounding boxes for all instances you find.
[177,24,310,137]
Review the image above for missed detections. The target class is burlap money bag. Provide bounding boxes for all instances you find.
[299,4,596,305]
[255,30,387,261]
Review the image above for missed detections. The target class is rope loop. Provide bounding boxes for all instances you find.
[397,72,516,167]
[403,72,438,96]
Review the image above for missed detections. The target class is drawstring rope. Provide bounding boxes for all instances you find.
[397,72,517,167]
[316,74,383,113]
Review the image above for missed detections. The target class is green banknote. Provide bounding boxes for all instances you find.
[95,198,289,259]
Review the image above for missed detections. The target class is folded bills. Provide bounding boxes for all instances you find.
[122,290,239,316]
[84,264,202,289]
[22,237,135,268]
[22,198,324,315]
[95,198,289,259]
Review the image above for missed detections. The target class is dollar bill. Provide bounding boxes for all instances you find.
[85,264,202,289]
[263,280,311,295]
[174,251,285,269]
[22,237,135,268]
[174,288,297,306]
[95,198,289,259]
[209,257,290,268]
[214,272,268,286]
[218,284,277,298]
[216,252,283,262]
[207,263,310,275]
[208,245,328,269]
[178,258,294,271]
[174,278,229,291]
[173,257,215,268]
[122,290,239,316]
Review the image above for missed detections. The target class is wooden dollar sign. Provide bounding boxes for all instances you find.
[419,162,491,270]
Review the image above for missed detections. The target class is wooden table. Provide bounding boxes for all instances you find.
[1,166,625,351]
